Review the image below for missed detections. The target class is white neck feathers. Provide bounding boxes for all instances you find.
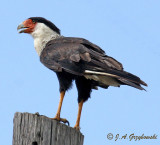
[31,23,60,56]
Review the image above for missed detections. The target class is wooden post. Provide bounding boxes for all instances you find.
[12,112,84,145]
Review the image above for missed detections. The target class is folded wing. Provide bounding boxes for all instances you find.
[40,37,147,90]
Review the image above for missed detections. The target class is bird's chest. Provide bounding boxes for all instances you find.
[34,38,47,56]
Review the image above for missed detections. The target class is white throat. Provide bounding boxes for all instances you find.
[31,23,60,56]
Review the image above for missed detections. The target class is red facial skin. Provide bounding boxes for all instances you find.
[22,19,37,33]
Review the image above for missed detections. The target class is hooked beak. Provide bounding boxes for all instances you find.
[17,23,28,33]
[17,19,36,34]
[17,23,29,33]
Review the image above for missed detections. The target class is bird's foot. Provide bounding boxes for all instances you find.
[51,116,70,126]
[74,124,80,130]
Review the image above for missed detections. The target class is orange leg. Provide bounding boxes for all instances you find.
[74,100,84,130]
[52,91,69,125]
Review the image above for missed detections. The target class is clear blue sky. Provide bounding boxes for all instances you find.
[0,0,160,145]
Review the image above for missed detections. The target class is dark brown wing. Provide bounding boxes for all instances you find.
[40,37,147,89]
[40,38,89,75]
[40,37,123,74]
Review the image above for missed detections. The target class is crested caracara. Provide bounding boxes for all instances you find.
[17,17,147,130]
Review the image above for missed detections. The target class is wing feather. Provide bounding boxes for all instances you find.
[40,37,147,90]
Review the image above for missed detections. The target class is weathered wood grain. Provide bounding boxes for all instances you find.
[12,112,84,145]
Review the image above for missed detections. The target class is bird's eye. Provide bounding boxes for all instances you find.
[32,20,36,24]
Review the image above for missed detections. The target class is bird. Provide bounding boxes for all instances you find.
[17,17,147,130]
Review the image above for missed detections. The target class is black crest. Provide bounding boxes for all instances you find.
[29,17,60,34]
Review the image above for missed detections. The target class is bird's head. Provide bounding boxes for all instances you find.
[17,17,61,56]
[17,17,60,36]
